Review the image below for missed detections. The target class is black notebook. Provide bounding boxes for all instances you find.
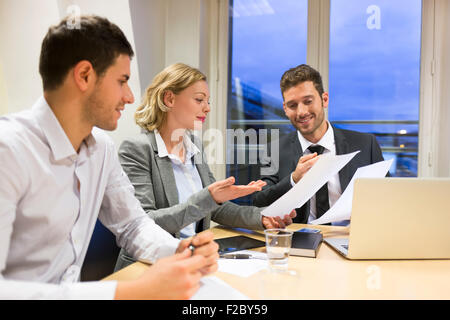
[290,231,323,258]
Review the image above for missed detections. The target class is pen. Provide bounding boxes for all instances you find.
[188,244,196,256]
[220,253,266,260]
[188,235,196,256]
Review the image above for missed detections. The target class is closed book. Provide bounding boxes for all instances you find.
[290,231,323,258]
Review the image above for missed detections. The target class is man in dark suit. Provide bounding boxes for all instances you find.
[253,64,385,224]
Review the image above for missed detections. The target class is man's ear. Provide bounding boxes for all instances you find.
[281,93,287,115]
[282,96,289,116]
[72,60,95,92]
[322,92,329,109]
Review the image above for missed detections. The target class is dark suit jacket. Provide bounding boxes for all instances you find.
[252,126,385,223]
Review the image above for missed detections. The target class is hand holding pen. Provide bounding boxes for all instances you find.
[176,230,219,275]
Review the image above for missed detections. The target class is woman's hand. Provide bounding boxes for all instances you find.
[208,177,266,204]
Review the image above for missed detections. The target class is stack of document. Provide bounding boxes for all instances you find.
[261,151,392,225]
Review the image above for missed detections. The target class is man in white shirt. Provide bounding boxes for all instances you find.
[0,15,236,300]
[253,64,385,225]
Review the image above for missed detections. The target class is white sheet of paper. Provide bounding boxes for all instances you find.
[218,250,268,278]
[261,151,360,218]
[309,158,393,225]
[191,276,249,300]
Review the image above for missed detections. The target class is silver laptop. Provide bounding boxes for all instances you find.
[325,178,450,260]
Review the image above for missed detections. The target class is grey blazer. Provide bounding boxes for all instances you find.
[114,130,263,271]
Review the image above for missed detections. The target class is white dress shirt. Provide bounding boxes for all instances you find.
[0,97,180,299]
[154,130,203,238]
[290,122,345,224]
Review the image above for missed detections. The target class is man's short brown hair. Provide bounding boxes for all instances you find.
[280,64,324,99]
[39,15,134,91]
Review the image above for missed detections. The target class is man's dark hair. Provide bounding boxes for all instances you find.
[39,15,134,91]
[280,64,324,99]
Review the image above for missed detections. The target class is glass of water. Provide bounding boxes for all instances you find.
[264,229,293,272]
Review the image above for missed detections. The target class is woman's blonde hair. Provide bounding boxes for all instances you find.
[135,63,207,131]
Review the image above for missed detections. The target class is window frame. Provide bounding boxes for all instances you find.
[212,0,434,179]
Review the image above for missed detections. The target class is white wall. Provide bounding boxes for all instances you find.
[0,0,142,147]
[59,0,142,145]
[128,0,166,92]
[128,0,228,180]
[0,0,60,115]
[127,0,213,95]
[0,60,8,115]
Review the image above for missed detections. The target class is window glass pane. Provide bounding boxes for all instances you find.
[329,0,422,177]
[227,0,308,204]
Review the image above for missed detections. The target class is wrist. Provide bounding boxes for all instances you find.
[115,280,136,300]
[207,186,222,204]
[261,216,268,229]
[292,172,299,184]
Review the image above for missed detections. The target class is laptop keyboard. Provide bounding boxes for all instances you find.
[342,245,349,250]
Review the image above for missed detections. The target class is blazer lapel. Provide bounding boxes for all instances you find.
[194,156,212,187]
[147,131,180,206]
[192,139,211,232]
[333,126,351,191]
[291,131,303,170]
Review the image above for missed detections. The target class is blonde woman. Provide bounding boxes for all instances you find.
[115,63,295,271]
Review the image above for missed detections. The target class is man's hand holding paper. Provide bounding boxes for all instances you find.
[261,151,360,218]
[262,210,297,229]
[292,153,320,184]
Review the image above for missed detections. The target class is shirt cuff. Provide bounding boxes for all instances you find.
[66,280,118,300]
[290,173,296,187]
[0,279,118,300]
[137,234,180,264]
[195,187,222,210]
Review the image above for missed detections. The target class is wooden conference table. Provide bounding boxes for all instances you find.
[103,224,450,299]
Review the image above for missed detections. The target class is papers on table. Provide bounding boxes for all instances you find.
[261,151,360,218]
[218,250,268,278]
[192,250,269,299]
[309,159,393,225]
[191,276,249,300]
